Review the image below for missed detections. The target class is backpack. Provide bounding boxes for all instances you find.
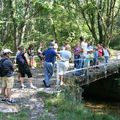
[0,58,9,77]
[16,53,24,65]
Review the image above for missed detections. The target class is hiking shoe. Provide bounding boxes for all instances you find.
[21,84,26,89]
[43,80,46,87]
[45,85,51,88]
[30,85,37,89]
[1,98,7,102]
[32,67,35,70]
[43,80,50,88]
[7,99,16,104]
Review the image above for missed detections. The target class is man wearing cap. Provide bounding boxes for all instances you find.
[1,49,15,103]
[42,42,60,87]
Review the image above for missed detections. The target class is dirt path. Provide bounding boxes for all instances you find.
[0,68,58,120]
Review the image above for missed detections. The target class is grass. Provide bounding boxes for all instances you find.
[0,108,29,120]
[37,91,119,120]
[0,91,119,120]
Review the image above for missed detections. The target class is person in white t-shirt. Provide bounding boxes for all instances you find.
[80,36,88,55]
[80,36,88,67]
[57,44,72,85]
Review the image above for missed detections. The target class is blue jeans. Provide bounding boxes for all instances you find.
[79,58,84,68]
[93,57,98,65]
[75,58,84,76]
[44,62,54,86]
[104,56,109,63]
[74,55,80,68]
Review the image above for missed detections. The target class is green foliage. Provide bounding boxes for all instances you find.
[37,91,119,120]
[110,36,120,50]
[0,0,120,51]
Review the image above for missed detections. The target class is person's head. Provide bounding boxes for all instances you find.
[51,40,56,44]
[102,44,106,48]
[64,42,68,46]
[65,44,71,51]
[17,46,21,51]
[18,46,26,53]
[28,44,34,49]
[94,46,98,51]
[97,44,101,48]
[39,42,44,47]
[76,42,80,47]
[2,49,13,57]
[48,42,55,48]
[80,36,84,42]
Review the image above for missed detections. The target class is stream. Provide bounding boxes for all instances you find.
[85,99,120,118]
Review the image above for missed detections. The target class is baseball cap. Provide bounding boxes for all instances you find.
[49,42,55,48]
[3,49,13,54]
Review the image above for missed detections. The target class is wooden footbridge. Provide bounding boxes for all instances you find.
[60,59,120,86]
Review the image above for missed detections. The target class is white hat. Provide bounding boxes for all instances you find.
[3,49,13,54]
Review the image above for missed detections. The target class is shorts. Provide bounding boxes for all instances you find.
[20,70,32,78]
[18,65,32,78]
[18,66,32,78]
[58,61,69,75]
[2,76,14,88]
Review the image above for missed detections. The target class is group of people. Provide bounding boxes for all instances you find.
[0,46,38,104]
[0,37,111,104]
[0,40,72,104]
[74,36,110,69]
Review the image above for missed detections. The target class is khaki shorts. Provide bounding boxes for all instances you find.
[2,77,14,88]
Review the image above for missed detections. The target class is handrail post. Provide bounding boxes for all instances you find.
[86,67,89,84]
[56,61,60,87]
[116,59,119,73]
[104,64,107,78]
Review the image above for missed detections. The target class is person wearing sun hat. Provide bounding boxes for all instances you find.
[0,48,16,104]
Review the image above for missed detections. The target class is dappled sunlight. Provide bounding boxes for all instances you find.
[11,88,37,99]
[0,103,19,113]
[85,102,105,109]
[85,101,120,118]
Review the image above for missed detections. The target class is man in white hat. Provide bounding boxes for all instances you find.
[0,49,15,104]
